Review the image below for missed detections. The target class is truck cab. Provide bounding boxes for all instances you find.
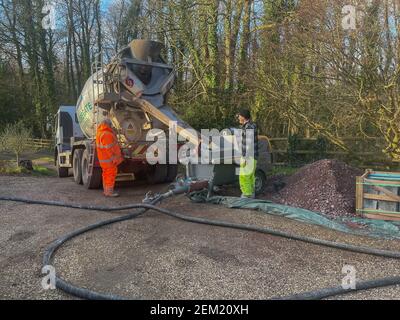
[54,106,84,177]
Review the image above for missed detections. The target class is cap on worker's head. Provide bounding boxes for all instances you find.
[101,118,113,127]
[238,109,251,120]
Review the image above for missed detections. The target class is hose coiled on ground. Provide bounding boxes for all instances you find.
[0,195,399,300]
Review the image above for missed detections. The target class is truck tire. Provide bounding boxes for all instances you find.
[81,149,102,189]
[73,149,83,185]
[255,169,266,195]
[165,164,178,183]
[56,153,69,178]
[146,164,168,184]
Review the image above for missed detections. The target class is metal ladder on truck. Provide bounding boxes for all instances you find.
[85,52,122,188]
[85,53,107,188]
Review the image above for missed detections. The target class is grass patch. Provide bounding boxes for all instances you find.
[32,165,56,176]
[34,156,54,162]
[0,161,56,177]
[0,165,30,175]
[268,166,298,177]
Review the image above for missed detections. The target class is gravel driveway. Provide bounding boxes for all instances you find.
[0,175,399,300]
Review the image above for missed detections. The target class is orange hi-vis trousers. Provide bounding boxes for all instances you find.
[96,123,123,196]
[102,166,118,196]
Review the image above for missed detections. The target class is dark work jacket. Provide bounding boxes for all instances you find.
[241,120,259,159]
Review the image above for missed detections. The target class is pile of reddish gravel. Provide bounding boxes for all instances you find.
[275,159,363,217]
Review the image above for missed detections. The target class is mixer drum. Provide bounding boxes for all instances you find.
[109,108,147,145]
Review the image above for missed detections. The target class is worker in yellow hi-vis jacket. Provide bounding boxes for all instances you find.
[237,109,259,199]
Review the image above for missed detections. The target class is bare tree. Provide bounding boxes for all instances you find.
[0,122,35,165]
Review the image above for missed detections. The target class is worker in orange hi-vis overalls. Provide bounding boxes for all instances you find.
[96,118,124,197]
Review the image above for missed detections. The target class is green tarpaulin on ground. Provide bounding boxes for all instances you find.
[189,191,400,239]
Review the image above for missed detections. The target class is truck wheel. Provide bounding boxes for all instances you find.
[255,170,266,195]
[56,154,69,178]
[146,164,168,184]
[81,149,102,189]
[165,164,178,183]
[73,149,83,185]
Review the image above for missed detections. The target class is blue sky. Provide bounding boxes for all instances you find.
[101,0,113,10]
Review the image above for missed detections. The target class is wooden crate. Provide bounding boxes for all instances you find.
[356,169,400,221]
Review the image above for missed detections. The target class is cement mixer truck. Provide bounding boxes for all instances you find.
[54,40,197,189]
[54,39,272,193]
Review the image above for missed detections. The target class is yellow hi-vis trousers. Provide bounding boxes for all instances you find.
[239,157,257,196]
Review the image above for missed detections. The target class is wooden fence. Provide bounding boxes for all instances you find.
[28,138,52,149]
[267,137,393,167]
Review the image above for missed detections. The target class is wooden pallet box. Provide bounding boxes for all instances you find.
[356,169,400,221]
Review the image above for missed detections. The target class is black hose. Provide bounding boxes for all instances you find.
[273,276,400,300]
[0,196,158,212]
[1,196,399,300]
[43,209,146,300]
